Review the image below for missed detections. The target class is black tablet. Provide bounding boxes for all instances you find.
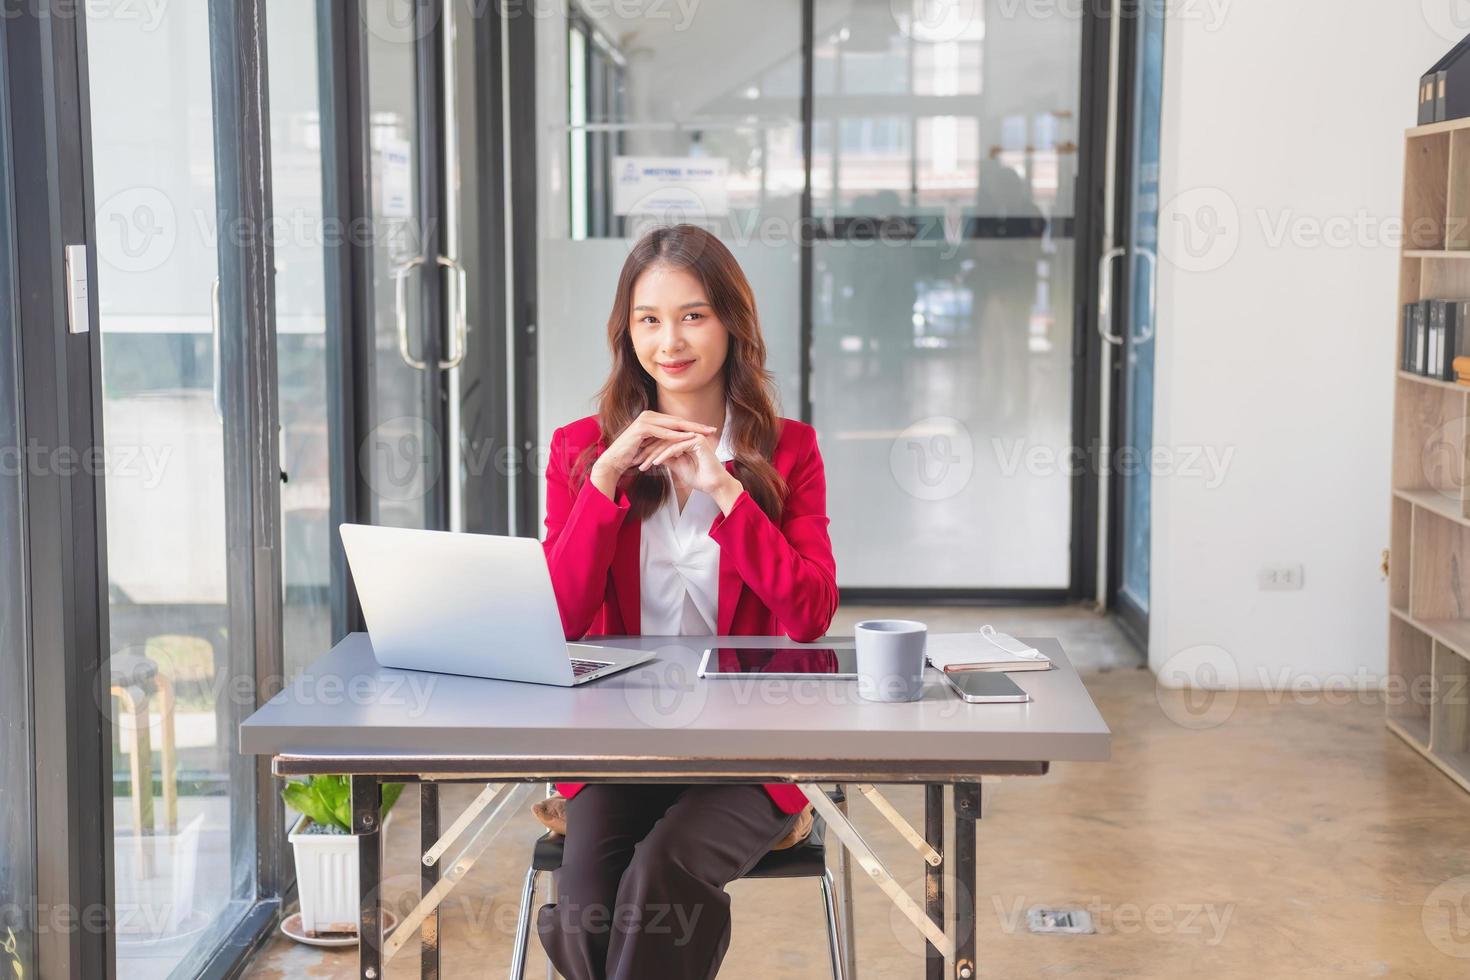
[697,646,858,679]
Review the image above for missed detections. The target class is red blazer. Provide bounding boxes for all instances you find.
[541,414,840,814]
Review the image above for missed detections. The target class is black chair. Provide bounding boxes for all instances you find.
[510,788,849,980]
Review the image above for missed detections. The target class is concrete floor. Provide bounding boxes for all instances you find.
[242,605,1470,979]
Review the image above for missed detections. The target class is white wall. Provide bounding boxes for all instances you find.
[1150,2,1452,687]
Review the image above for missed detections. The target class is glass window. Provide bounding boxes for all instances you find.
[266,0,333,680]
[86,3,255,972]
[1120,3,1164,611]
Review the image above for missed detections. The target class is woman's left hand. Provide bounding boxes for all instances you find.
[635,433,744,512]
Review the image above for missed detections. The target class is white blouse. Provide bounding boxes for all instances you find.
[639,403,735,636]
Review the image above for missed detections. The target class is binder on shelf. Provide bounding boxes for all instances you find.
[1422,70,1446,124]
[1403,303,1417,371]
[1444,301,1462,380]
[1411,299,1422,376]
[1453,301,1470,378]
[1448,46,1470,122]
[1430,300,1445,377]
[1420,35,1470,122]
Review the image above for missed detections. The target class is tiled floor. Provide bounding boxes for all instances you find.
[242,605,1470,978]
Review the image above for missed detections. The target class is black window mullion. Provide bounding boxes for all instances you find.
[318,0,374,639]
[1069,0,1113,603]
[462,0,511,536]
[508,4,539,538]
[799,0,814,425]
[4,3,113,977]
[0,19,35,980]
[415,0,449,531]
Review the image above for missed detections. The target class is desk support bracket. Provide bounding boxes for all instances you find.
[382,782,535,963]
[800,782,955,960]
[422,782,503,866]
[855,784,943,867]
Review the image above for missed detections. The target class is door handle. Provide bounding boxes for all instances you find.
[210,276,223,418]
[435,254,468,370]
[393,255,429,370]
[1097,245,1125,347]
[1132,246,1157,346]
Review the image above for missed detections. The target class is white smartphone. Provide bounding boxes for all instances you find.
[940,669,1031,703]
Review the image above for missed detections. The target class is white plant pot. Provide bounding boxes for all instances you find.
[288,810,394,938]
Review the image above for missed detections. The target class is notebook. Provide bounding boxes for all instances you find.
[925,626,1054,673]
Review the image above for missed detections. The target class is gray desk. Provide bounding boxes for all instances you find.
[241,632,1111,980]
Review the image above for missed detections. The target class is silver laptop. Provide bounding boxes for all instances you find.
[339,523,654,686]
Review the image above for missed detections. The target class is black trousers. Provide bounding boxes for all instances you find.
[535,783,799,980]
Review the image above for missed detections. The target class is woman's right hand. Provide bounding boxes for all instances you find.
[589,410,717,499]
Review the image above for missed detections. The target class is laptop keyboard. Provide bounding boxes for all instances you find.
[570,658,613,677]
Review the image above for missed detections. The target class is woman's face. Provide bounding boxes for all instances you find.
[629,263,729,396]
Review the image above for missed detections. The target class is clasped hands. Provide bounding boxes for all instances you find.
[589,410,745,514]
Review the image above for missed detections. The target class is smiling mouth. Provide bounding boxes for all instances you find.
[659,359,695,370]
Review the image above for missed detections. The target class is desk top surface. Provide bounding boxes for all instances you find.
[240,633,1111,771]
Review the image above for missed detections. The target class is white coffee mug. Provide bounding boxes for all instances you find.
[854,619,928,702]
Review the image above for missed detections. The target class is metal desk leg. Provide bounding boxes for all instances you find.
[422,782,441,980]
[352,775,384,980]
[925,784,945,980]
[953,783,981,980]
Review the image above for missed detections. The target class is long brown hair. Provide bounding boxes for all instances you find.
[568,224,788,522]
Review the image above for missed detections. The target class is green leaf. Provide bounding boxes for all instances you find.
[318,777,352,832]
[282,780,334,829]
[282,776,354,832]
[281,776,405,833]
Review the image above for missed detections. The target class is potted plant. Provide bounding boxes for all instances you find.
[283,776,403,937]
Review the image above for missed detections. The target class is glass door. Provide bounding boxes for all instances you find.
[1107,0,1164,642]
[810,0,1084,592]
[86,3,256,971]
[518,0,1103,591]
[360,0,452,531]
[445,0,511,535]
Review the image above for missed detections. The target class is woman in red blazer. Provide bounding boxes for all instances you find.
[536,224,838,980]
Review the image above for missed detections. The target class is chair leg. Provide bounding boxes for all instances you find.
[156,675,178,834]
[835,788,858,980]
[820,869,848,980]
[113,685,153,877]
[545,873,558,980]
[509,867,539,980]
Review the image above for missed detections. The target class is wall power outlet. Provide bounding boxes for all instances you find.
[1258,564,1304,590]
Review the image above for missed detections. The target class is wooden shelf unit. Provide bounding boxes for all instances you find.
[1389,124,1470,793]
